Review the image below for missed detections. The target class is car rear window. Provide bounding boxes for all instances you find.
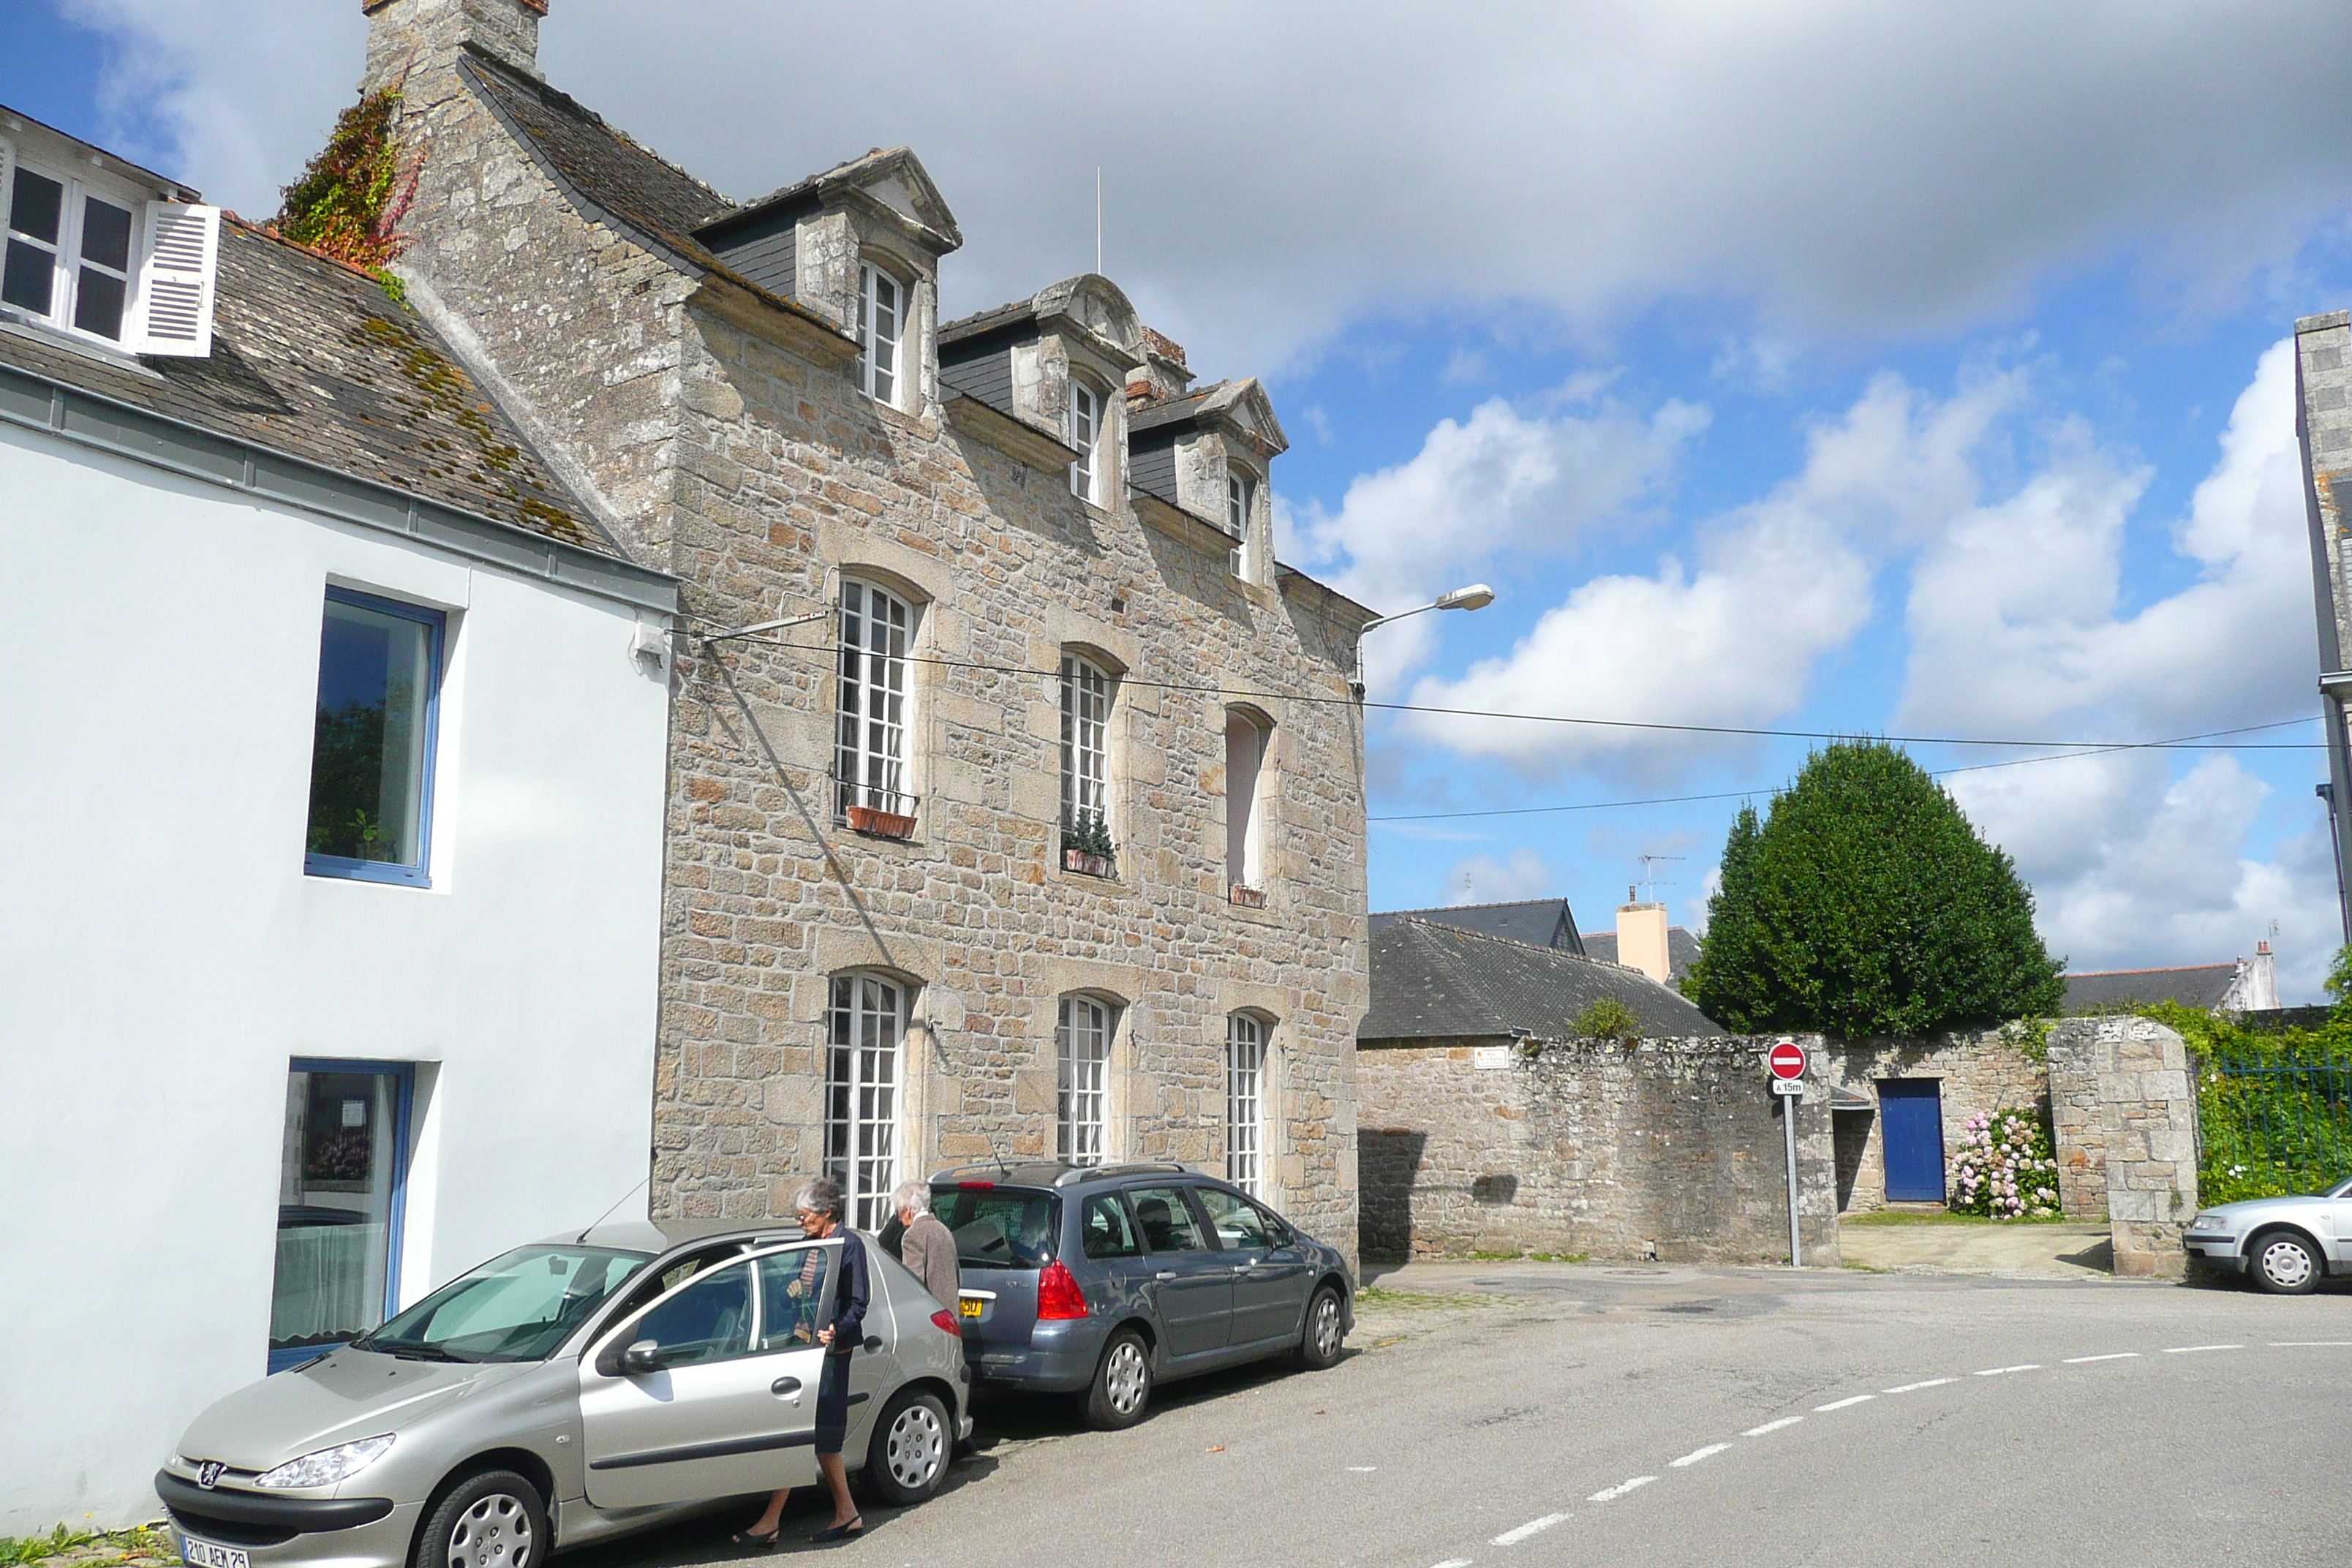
[932,1186,1060,1270]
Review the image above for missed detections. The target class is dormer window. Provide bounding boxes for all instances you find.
[1069,380,1100,502]
[1226,471,1255,579]
[4,163,133,342]
[857,261,902,407]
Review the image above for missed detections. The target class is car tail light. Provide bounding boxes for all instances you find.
[1036,1259,1089,1319]
[958,1180,995,1190]
[930,1308,962,1335]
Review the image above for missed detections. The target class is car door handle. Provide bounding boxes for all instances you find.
[1232,1264,1256,1273]
[1155,1271,1178,1282]
[770,1376,802,1397]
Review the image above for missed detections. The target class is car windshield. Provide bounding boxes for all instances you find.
[356,1245,651,1362]
[932,1186,1059,1270]
[2328,1176,2352,1199]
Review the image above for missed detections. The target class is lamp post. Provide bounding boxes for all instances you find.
[1351,584,1495,698]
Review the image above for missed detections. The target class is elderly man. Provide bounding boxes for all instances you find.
[894,1179,960,1310]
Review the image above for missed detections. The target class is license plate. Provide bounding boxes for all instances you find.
[181,1539,249,1568]
[958,1298,983,1318]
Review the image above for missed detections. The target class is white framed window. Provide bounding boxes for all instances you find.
[3,154,135,344]
[1225,709,1267,894]
[1057,995,1112,1167]
[856,261,902,407]
[826,972,904,1231]
[1060,654,1110,834]
[1226,1014,1267,1197]
[1068,380,1100,501]
[837,579,912,819]
[1225,471,1255,579]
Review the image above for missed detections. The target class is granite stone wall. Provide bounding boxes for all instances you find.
[1819,1032,2052,1211]
[2049,1017,2198,1275]
[1356,1036,1840,1267]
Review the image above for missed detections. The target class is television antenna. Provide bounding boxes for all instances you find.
[1636,853,1684,902]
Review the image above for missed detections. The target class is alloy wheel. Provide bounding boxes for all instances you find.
[446,1493,532,1568]
[1311,1294,1342,1360]
[1104,1339,1148,1414]
[884,1399,946,1490]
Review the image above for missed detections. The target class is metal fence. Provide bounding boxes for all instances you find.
[2194,1044,2352,1205]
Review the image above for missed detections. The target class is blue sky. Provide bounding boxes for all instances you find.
[16,1,2352,994]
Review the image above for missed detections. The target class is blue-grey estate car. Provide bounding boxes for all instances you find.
[901,1162,1353,1428]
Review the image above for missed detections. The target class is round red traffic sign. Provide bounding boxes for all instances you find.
[1767,1040,1808,1080]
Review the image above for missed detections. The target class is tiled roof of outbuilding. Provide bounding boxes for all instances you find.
[1371,898,1583,954]
[2061,964,2239,1015]
[1360,917,1725,1043]
[0,218,612,554]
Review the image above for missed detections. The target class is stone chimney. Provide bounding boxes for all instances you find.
[2236,940,2281,1011]
[361,0,546,99]
[1616,891,1671,985]
[1127,325,1194,402]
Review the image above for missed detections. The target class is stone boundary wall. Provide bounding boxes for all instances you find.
[1820,1032,2051,1213]
[1357,1035,1839,1267]
[2048,1017,2198,1275]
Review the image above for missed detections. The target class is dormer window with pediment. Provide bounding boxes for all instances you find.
[858,260,905,408]
[938,274,1144,491]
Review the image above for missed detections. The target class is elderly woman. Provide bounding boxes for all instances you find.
[733,1178,868,1547]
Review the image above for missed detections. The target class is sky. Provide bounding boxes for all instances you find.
[12,0,2352,997]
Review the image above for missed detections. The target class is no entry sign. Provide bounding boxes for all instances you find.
[1767,1039,1808,1080]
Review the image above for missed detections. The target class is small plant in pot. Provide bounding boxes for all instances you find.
[1062,810,1115,877]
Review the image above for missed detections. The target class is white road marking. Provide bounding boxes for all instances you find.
[1814,1394,1875,1411]
[1346,1466,1377,1472]
[2271,1341,2352,1347]
[2161,1344,2244,1354]
[1491,1512,1570,1546]
[1883,1378,1956,1393]
[1974,1364,2040,1376]
[1670,1443,1732,1468]
[1431,1561,1474,1568]
[2062,1353,2140,1364]
[1588,1477,1656,1503]
[1744,1416,1804,1436]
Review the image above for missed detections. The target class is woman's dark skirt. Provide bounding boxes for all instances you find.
[813,1352,852,1455]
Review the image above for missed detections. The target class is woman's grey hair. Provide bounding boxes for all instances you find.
[892,1180,931,1218]
[792,1177,844,1221]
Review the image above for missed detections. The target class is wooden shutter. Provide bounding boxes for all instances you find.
[129,203,219,358]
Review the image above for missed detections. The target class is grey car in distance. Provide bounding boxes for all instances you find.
[912,1162,1353,1428]
[159,1219,971,1568]
[2182,1175,2352,1293]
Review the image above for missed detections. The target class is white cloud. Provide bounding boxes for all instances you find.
[53,0,2352,370]
[1443,849,1553,908]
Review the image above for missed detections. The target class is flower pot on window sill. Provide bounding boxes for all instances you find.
[1063,848,1116,878]
[845,804,917,840]
[1229,883,1267,908]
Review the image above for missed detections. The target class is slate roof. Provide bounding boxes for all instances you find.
[1580,926,1704,984]
[1360,917,1726,1042]
[2061,964,2239,1015]
[1128,382,1226,434]
[1371,898,1584,954]
[0,218,612,554]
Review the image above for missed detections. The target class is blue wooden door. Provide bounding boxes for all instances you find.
[1878,1079,1946,1202]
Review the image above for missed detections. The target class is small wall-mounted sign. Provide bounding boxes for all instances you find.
[1472,1045,1512,1071]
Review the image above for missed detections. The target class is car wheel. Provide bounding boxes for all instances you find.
[416,1471,545,1568]
[1294,1285,1346,1371]
[862,1387,951,1507]
[1083,1328,1153,1430]
[2250,1230,2323,1295]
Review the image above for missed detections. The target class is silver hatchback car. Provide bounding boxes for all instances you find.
[158,1220,971,1568]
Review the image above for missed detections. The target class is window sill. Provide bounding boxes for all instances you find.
[1224,886,1283,924]
[0,310,162,379]
[305,853,431,889]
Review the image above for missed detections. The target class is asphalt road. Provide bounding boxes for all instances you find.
[573,1262,2352,1568]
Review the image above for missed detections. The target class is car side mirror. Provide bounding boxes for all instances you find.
[620,1339,663,1375]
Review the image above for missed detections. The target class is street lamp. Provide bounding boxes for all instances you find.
[1352,583,1495,697]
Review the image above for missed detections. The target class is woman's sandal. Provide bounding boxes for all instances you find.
[808,1517,864,1544]
[728,1527,782,1550]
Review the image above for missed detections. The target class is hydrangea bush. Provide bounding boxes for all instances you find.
[1948,1108,2060,1219]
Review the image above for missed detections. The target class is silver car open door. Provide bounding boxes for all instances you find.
[578,1243,837,1509]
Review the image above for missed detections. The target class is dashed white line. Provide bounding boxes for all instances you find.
[1670,1442,1732,1468]
[2063,1352,2140,1364]
[1744,1416,1804,1436]
[1430,1561,1474,1568]
[1491,1512,1570,1546]
[1974,1364,2040,1376]
[2161,1344,2244,1354]
[1814,1394,1875,1411]
[1884,1377,1956,1393]
[1588,1476,1656,1504]
[2272,1341,2352,1347]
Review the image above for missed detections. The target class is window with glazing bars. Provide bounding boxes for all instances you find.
[857,263,901,407]
[1069,380,1098,500]
[1227,1014,1266,1196]
[2,157,136,343]
[837,581,911,818]
[1060,655,1109,833]
[1225,472,1253,578]
[1058,995,1111,1166]
[826,973,902,1232]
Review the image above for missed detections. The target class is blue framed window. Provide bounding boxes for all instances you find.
[304,587,444,886]
[267,1059,415,1373]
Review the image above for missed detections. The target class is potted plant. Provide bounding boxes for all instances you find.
[845,799,916,839]
[1229,882,1267,908]
[1062,810,1116,877]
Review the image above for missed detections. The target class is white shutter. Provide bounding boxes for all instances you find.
[129,202,219,358]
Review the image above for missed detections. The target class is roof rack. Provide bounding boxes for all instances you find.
[1052,1161,1193,1186]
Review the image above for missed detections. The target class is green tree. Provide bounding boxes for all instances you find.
[1686,741,2063,1036]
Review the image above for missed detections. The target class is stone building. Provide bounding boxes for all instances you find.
[355,0,1374,1247]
